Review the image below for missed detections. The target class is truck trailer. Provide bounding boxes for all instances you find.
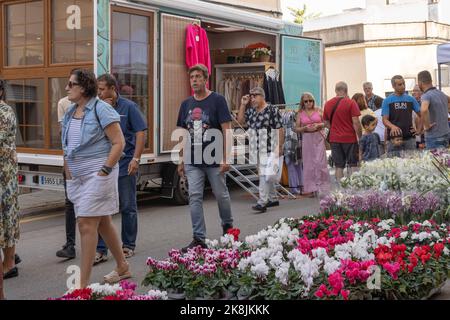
[0,0,323,205]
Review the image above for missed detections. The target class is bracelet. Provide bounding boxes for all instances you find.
[101,165,112,175]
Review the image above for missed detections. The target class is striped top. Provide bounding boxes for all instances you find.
[66,117,107,177]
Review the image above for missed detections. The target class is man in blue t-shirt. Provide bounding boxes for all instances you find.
[94,73,148,264]
[176,64,234,253]
[382,75,421,154]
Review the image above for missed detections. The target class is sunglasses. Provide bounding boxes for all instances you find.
[67,81,80,89]
[304,99,314,103]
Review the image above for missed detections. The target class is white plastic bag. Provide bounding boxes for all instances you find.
[262,153,284,183]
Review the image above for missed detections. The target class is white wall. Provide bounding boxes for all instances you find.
[304,0,430,32]
[324,47,367,99]
[208,31,276,51]
[365,44,438,96]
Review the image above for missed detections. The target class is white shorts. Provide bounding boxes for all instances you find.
[66,167,119,218]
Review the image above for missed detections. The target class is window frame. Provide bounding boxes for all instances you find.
[110,5,155,154]
[0,0,94,154]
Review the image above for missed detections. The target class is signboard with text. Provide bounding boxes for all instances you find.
[281,37,322,108]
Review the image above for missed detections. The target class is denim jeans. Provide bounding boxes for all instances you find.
[425,134,449,150]
[97,174,138,254]
[63,173,76,248]
[184,165,233,240]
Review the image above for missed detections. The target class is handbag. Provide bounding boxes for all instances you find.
[325,97,344,142]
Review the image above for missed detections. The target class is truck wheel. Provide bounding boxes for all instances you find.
[173,175,189,205]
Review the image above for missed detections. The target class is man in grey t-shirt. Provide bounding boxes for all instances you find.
[417,70,450,150]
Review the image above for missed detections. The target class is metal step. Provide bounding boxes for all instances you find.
[232,164,257,170]
[234,174,259,182]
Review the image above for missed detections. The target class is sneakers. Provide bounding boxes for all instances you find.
[252,204,267,213]
[222,224,233,236]
[181,237,207,253]
[266,200,280,208]
[93,252,108,265]
[56,245,76,259]
[14,254,21,265]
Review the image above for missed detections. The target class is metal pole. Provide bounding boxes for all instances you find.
[438,63,442,90]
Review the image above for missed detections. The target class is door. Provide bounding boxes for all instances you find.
[160,14,200,153]
[280,36,323,107]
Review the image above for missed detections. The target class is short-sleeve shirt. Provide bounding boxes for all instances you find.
[113,96,148,177]
[244,104,282,154]
[366,94,383,112]
[359,132,380,161]
[421,87,450,139]
[381,93,420,140]
[57,96,72,123]
[323,97,361,144]
[177,92,232,167]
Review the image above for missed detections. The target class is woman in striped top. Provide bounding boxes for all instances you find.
[62,69,131,288]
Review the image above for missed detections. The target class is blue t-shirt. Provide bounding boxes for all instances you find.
[176,92,232,167]
[381,93,420,140]
[114,96,148,176]
[359,132,381,161]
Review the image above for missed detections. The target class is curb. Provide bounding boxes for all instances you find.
[19,202,66,219]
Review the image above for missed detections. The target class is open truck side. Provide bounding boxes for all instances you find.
[4,0,323,205]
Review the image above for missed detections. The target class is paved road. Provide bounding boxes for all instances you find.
[4,187,449,300]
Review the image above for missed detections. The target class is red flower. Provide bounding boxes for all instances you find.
[433,243,445,259]
[314,284,329,299]
[382,262,401,280]
[227,228,240,241]
[341,289,350,300]
[103,295,122,300]
[64,288,92,300]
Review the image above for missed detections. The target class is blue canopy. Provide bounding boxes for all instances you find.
[437,43,450,64]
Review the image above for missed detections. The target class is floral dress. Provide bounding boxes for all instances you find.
[0,101,20,248]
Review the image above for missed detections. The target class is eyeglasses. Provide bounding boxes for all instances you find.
[67,81,80,89]
[304,100,314,103]
[250,94,261,98]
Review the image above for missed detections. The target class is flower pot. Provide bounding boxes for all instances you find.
[167,289,186,300]
[252,55,270,63]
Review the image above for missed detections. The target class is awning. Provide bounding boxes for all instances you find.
[128,0,285,31]
[437,43,450,64]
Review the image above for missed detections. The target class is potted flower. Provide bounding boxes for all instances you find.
[251,47,272,62]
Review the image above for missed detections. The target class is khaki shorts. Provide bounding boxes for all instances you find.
[66,167,119,218]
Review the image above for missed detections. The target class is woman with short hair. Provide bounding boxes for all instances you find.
[62,69,131,288]
[0,79,20,297]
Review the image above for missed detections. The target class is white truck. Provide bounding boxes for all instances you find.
[10,0,323,205]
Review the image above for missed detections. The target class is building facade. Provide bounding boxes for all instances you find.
[303,0,450,99]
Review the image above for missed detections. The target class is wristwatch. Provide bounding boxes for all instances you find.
[132,157,140,164]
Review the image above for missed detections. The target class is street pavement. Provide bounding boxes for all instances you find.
[5,187,450,300]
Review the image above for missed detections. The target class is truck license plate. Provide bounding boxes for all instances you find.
[39,175,64,186]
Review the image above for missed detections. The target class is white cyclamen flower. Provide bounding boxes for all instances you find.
[251,262,270,278]
[147,290,168,300]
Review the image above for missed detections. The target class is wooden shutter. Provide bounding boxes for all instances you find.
[160,14,199,152]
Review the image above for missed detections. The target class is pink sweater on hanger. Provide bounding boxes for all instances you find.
[185,24,211,74]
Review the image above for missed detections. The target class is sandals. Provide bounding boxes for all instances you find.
[93,252,108,266]
[103,268,132,284]
[123,248,134,259]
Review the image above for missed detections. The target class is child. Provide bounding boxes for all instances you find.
[387,131,404,158]
[359,115,381,162]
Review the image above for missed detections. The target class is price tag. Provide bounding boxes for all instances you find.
[195,35,200,42]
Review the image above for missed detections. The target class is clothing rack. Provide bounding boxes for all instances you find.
[222,71,265,76]
[273,102,300,110]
